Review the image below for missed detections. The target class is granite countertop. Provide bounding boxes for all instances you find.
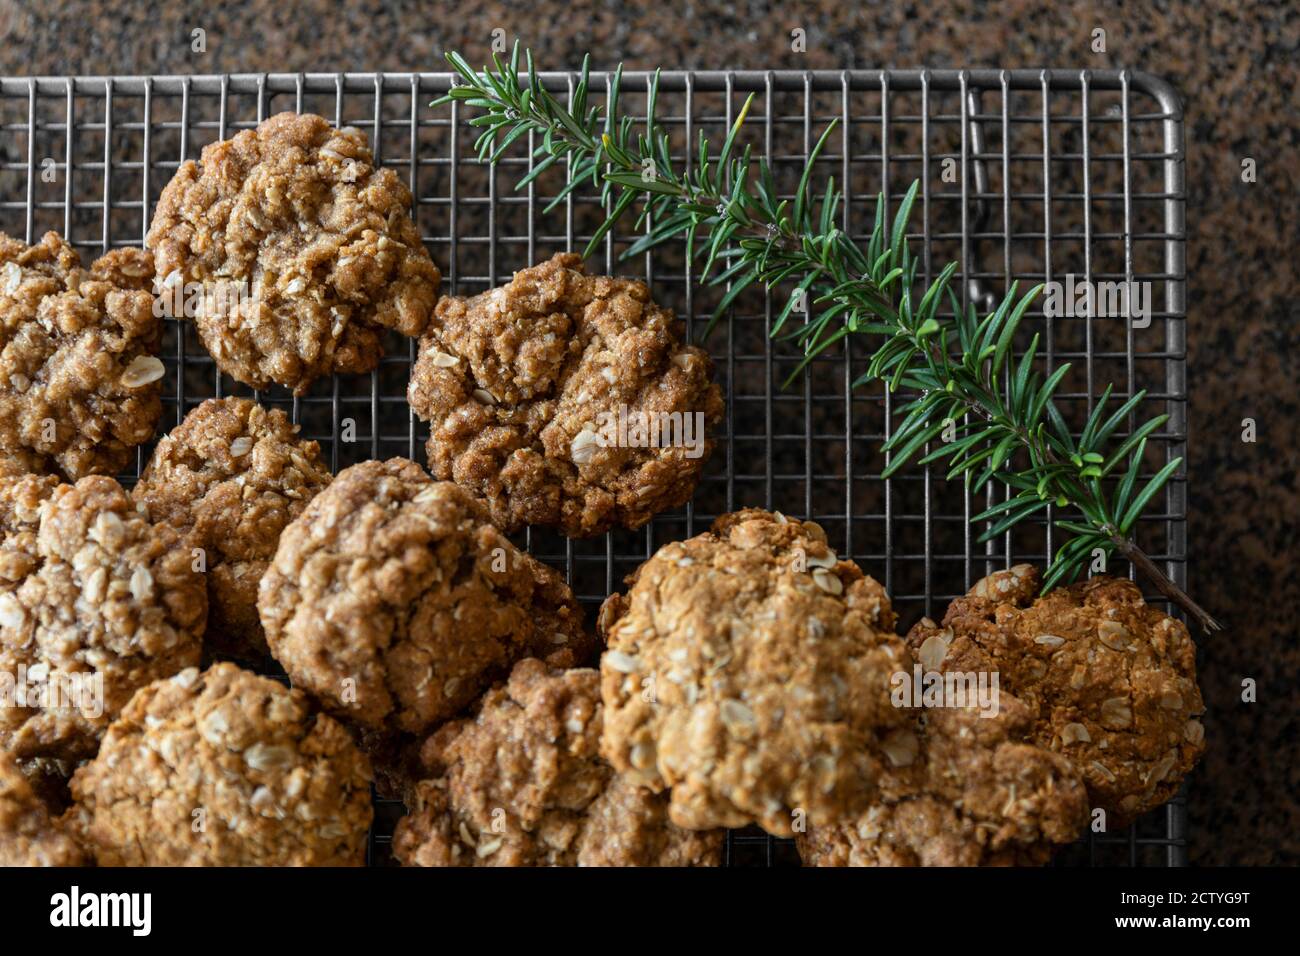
[0,0,1295,865]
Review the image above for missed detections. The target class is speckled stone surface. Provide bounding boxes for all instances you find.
[0,0,1294,865]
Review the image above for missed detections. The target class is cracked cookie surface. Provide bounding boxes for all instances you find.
[0,473,206,764]
[134,397,332,660]
[906,565,1205,824]
[258,458,592,738]
[0,231,161,478]
[65,663,372,866]
[597,508,911,836]
[0,748,84,866]
[796,694,1088,866]
[147,112,440,393]
[407,253,723,537]
[393,658,723,867]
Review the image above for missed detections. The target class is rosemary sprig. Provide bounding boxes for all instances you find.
[438,44,1221,633]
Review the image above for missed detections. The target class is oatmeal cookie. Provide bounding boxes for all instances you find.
[393,658,723,866]
[0,473,206,763]
[906,565,1205,824]
[597,509,911,836]
[258,458,592,738]
[796,695,1088,866]
[65,663,372,866]
[0,748,84,866]
[147,112,440,393]
[407,253,724,537]
[0,231,162,479]
[134,397,332,659]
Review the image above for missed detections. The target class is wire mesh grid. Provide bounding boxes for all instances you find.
[0,68,1189,866]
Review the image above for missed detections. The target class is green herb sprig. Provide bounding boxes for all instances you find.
[438,43,1221,633]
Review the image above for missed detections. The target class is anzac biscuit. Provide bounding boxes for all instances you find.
[906,565,1205,824]
[597,508,911,836]
[796,694,1088,866]
[257,458,592,737]
[134,397,332,659]
[407,253,723,537]
[393,658,723,866]
[147,112,440,393]
[0,473,206,764]
[0,231,161,478]
[66,663,372,866]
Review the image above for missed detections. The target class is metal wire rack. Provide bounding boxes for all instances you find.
[0,68,1190,867]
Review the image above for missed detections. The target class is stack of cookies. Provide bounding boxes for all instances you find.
[0,113,1203,868]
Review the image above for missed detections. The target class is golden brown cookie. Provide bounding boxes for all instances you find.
[407,253,724,537]
[0,748,83,866]
[394,658,723,867]
[258,458,592,738]
[134,397,332,660]
[796,694,1088,866]
[65,663,372,866]
[0,231,161,479]
[0,473,206,764]
[597,509,911,836]
[906,565,1205,825]
[147,112,440,394]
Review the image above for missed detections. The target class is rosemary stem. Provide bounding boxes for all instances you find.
[1109,534,1223,633]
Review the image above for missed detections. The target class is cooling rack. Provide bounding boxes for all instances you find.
[0,67,1190,866]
